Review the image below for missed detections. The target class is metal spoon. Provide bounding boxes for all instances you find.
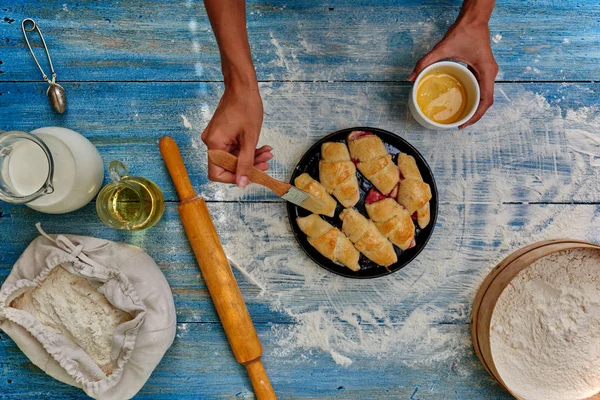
[46,82,66,114]
[22,18,67,114]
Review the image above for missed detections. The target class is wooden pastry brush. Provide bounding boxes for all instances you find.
[208,149,330,215]
[159,137,276,400]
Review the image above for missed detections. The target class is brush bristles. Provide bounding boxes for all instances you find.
[299,193,331,215]
[282,186,330,215]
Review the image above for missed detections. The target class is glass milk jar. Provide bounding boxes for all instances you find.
[0,127,104,214]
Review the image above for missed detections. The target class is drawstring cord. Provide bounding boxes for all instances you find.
[35,223,111,271]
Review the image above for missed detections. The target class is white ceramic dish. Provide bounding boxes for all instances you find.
[409,61,480,130]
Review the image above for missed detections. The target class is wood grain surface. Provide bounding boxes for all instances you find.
[0,1,599,82]
[1,0,600,399]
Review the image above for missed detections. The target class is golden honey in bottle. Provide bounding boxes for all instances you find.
[416,70,468,124]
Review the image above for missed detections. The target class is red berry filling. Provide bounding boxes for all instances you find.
[348,130,373,141]
[366,188,387,204]
[399,169,405,181]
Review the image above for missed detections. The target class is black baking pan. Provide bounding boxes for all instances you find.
[287,127,438,278]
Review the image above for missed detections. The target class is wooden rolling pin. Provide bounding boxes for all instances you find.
[159,137,276,400]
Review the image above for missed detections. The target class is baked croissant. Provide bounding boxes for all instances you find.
[296,214,360,271]
[397,152,423,181]
[294,173,337,217]
[347,131,399,196]
[339,208,397,267]
[365,189,415,250]
[397,152,432,224]
[319,142,360,207]
[416,202,430,230]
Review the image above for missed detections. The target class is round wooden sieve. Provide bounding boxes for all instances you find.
[470,239,600,400]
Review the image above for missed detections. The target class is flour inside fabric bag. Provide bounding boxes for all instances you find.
[10,265,133,376]
[0,225,176,399]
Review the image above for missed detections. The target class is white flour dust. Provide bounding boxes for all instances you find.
[184,84,600,370]
[180,114,192,129]
[564,107,600,167]
[491,248,600,400]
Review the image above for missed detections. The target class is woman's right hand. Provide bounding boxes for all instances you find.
[201,83,272,189]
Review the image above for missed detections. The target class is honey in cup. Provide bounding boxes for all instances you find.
[416,69,468,125]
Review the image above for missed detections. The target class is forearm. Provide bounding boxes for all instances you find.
[457,0,495,26]
[203,0,257,88]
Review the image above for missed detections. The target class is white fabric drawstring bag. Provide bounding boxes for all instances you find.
[0,225,176,399]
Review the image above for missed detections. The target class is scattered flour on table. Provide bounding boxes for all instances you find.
[173,11,599,371]
[188,19,198,33]
[192,40,201,53]
[491,248,600,400]
[184,83,600,370]
[270,34,292,73]
[194,63,204,77]
[180,114,192,130]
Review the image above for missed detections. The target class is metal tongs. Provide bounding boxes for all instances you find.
[22,18,67,114]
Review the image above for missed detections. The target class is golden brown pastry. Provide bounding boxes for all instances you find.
[339,208,397,267]
[319,142,360,207]
[397,179,432,215]
[365,189,415,250]
[397,153,423,181]
[294,173,337,217]
[296,214,360,271]
[416,202,430,230]
[347,131,399,196]
[397,152,432,226]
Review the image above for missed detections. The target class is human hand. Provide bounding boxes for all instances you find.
[409,20,498,129]
[201,84,272,188]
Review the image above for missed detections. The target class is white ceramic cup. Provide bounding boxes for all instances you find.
[408,61,480,130]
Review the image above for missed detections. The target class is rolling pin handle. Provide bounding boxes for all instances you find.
[245,358,277,400]
[159,136,196,201]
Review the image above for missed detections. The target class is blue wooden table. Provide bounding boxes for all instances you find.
[2,1,600,398]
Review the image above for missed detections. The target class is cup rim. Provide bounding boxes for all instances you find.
[411,61,481,129]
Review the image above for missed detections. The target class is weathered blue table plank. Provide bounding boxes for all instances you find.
[0,0,599,82]
[0,203,600,324]
[1,322,510,399]
[2,81,599,203]
[1,202,599,326]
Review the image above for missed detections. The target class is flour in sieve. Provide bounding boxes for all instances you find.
[490,248,600,400]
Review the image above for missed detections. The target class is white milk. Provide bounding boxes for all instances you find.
[8,140,50,196]
[27,127,103,214]
[27,132,77,207]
